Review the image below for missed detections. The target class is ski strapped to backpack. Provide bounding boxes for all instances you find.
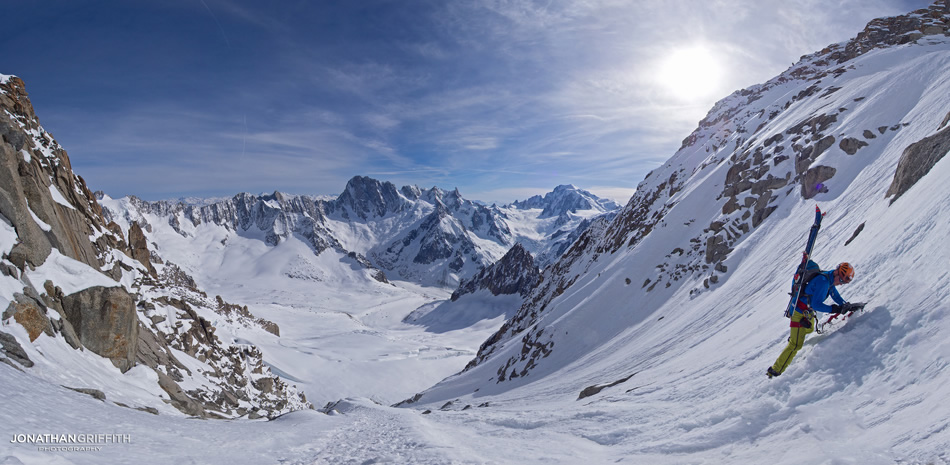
[784,206,825,318]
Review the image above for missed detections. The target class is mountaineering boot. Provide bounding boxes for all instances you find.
[767,367,781,379]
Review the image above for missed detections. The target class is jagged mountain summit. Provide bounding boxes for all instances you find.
[106,177,621,289]
[509,184,620,218]
[450,243,541,302]
[0,75,310,418]
[399,3,950,459]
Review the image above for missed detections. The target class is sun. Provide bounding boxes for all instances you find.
[655,44,725,103]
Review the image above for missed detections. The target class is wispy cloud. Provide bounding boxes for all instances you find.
[9,0,934,203]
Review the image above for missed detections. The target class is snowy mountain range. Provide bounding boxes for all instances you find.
[101,177,619,289]
[3,2,950,464]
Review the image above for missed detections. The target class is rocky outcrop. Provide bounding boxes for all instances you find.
[0,77,107,272]
[451,243,541,301]
[802,166,837,200]
[0,128,53,269]
[6,293,52,342]
[886,123,950,203]
[214,295,280,337]
[824,0,950,65]
[839,137,869,155]
[62,286,139,372]
[128,221,156,277]
[157,370,206,417]
[64,386,106,401]
[0,330,33,368]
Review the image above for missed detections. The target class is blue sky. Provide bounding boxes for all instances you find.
[1,0,933,204]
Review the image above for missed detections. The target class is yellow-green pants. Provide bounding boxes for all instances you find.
[771,311,815,374]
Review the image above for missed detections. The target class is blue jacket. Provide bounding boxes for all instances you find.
[797,271,846,314]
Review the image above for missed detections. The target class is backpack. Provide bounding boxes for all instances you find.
[799,260,823,292]
[786,260,827,317]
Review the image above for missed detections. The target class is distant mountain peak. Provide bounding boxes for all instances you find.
[511,185,620,218]
[335,175,408,220]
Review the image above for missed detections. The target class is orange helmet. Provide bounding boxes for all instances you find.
[836,262,855,283]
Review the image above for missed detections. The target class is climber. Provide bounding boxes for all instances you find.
[767,262,855,378]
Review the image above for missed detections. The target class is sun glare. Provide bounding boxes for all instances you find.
[655,45,724,103]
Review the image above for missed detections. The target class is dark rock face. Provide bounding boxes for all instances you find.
[451,243,541,301]
[334,175,408,220]
[128,222,156,277]
[62,286,139,373]
[802,166,838,200]
[839,137,869,155]
[886,123,950,203]
[0,140,53,269]
[0,119,27,151]
[214,295,281,336]
[413,207,457,264]
[0,77,106,272]
[0,330,33,367]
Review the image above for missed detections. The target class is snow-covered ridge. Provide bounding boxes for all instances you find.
[0,75,310,419]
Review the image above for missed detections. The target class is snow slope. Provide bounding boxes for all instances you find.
[405,26,950,464]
